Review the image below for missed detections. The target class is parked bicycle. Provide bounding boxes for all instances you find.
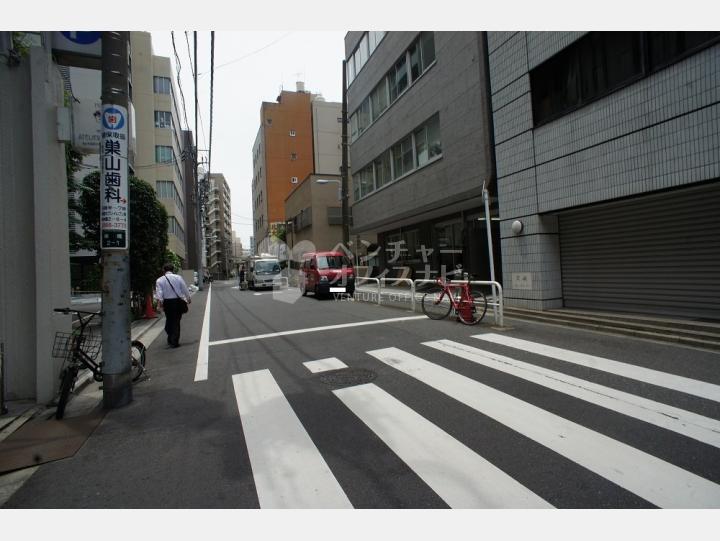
[52,308,147,419]
[421,275,488,325]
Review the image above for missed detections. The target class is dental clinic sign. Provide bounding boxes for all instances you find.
[100,104,129,250]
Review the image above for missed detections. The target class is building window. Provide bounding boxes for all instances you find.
[647,31,720,71]
[347,31,386,86]
[353,113,442,201]
[357,100,371,135]
[392,135,414,179]
[351,32,436,142]
[266,118,272,125]
[154,110,172,129]
[153,76,171,94]
[289,129,296,137]
[374,150,392,189]
[290,153,297,161]
[291,176,298,184]
[157,180,185,214]
[370,77,389,122]
[155,145,174,165]
[530,31,718,126]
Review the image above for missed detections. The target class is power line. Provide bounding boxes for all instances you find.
[187,31,208,158]
[170,31,191,132]
[208,31,215,182]
[199,32,292,75]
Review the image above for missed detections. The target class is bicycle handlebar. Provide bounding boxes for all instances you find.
[54,307,102,316]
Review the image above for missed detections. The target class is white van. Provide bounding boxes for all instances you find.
[247,256,283,290]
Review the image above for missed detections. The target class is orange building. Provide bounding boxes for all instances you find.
[252,85,314,254]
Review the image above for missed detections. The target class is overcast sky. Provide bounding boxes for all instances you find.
[150,31,347,249]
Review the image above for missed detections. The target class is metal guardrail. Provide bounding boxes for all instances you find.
[354,277,504,326]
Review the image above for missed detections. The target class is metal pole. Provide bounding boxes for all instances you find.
[100,31,132,409]
[483,181,498,323]
[194,32,203,290]
[340,60,350,249]
[1,341,7,414]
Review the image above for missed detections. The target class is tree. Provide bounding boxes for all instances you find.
[164,249,182,272]
[78,171,169,295]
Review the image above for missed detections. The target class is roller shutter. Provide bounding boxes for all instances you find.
[559,183,720,320]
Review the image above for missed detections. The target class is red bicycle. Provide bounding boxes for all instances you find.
[421,276,488,325]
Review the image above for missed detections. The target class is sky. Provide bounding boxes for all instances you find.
[149,31,347,249]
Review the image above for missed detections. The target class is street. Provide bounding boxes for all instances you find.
[3,280,720,509]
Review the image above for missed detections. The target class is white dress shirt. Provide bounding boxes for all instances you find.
[155,272,191,303]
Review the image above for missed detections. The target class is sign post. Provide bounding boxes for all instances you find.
[100,31,132,409]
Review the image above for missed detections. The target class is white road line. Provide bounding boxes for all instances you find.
[209,315,427,346]
[232,370,352,509]
[194,283,212,382]
[368,347,720,508]
[334,383,552,508]
[425,340,720,449]
[304,358,348,373]
[474,333,720,403]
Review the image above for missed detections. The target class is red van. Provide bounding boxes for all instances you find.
[299,251,355,297]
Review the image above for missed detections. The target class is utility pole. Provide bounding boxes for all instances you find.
[100,31,132,409]
[340,60,350,249]
[193,32,203,290]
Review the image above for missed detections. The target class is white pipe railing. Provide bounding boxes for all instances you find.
[379,277,415,311]
[354,277,504,326]
[413,279,504,326]
[355,277,380,303]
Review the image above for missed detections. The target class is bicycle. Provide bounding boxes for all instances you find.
[52,308,147,420]
[420,275,488,325]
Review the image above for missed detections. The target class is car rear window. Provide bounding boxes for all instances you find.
[317,255,352,269]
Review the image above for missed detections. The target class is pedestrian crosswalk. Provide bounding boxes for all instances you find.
[231,333,720,509]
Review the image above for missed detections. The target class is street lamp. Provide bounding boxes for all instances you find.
[315,178,341,201]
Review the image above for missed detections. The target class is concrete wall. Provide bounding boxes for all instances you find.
[346,32,492,234]
[0,39,71,402]
[488,32,720,310]
[312,100,342,176]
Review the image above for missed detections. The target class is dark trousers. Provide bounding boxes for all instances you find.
[164,298,185,346]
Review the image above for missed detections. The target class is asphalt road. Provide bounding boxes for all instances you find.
[4,280,720,508]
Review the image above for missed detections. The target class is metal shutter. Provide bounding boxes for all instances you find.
[559,183,720,320]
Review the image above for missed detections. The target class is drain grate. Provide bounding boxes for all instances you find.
[318,368,377,388]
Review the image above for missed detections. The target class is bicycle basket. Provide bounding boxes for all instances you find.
[52,331,102,360]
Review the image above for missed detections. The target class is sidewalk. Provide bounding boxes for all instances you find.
[0,313,165,446]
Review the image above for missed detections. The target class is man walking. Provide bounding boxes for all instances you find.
[155,263,191,348]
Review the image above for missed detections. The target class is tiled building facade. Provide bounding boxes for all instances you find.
[488,31,720,318]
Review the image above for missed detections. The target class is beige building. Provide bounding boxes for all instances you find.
[205,173,232,279]
[284,173,347,254]
[130,31,188,264]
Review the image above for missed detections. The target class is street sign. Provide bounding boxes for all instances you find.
[100,104,129,250]
[52,32,102,57]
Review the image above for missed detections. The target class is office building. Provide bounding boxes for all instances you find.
[345,31,499,280]
[130,31,189,265]
[252,84,316,255]
[488,31,720,318]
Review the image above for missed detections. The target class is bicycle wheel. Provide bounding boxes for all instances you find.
[56,365,79,420]
[457,288,488,325]
[421,287,453,320]
[130,340,146,382]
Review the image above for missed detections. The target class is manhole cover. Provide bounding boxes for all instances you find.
[318,368,377,388]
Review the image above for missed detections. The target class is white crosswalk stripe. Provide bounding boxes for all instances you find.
[473,333,720,402]
[424,339,720,448]
[367,347,720,508]
[231,337,720,508]
[232,369,352,509]
[334,382,553,508]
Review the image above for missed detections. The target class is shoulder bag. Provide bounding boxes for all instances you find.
[165,276,189,313]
